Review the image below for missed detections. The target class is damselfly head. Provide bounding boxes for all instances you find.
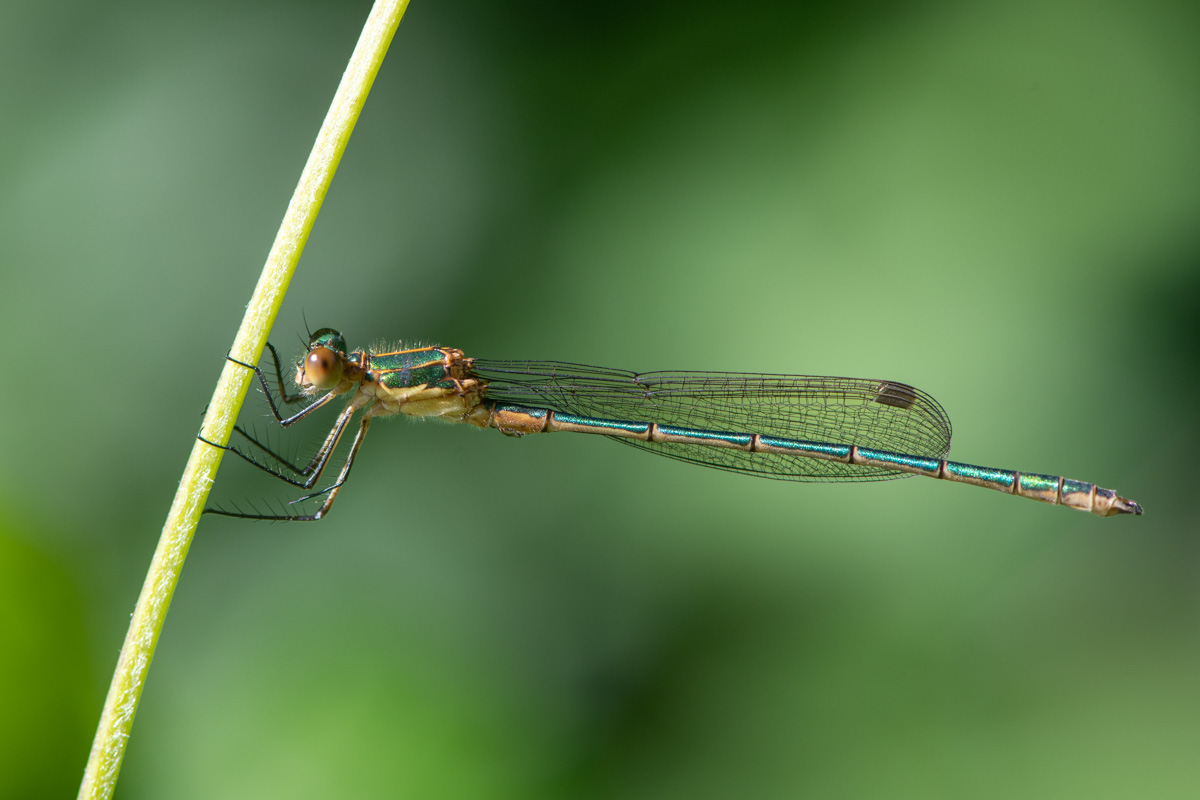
[294,328,348,392]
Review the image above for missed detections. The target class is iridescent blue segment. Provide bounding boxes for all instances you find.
[1060,478,1092,496]
[1060,478,1095,510]
[1017,472,1061,504]
[942,461,1017,491]
[757,437,852,460]
[855,447,941,476]
[656,426,753,448]
[1018,473,1059,492]
[553,412,651,436]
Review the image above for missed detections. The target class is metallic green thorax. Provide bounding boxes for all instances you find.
[370,347,458,390]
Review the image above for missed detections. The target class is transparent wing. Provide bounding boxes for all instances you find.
[472,360,953,483]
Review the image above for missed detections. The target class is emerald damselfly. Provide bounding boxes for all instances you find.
[200,328,1142,521]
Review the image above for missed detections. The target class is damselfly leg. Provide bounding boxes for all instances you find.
[201,345,337,480]
[201,342,374,520]
[221,344,329,477]
[207,412,374,522]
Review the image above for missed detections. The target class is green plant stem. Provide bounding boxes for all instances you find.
[77,2,411,797]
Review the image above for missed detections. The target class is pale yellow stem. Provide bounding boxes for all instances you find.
[77,2,411,797]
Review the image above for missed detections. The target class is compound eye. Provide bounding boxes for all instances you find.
[304,347,343,388]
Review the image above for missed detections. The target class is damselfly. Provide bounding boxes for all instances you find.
[201,329,1142,521]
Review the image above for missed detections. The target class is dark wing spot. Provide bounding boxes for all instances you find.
[873,381,919,409]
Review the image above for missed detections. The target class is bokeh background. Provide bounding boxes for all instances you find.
[2,1,1198,797]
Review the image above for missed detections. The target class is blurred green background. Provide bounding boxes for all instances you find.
[2,1,1198,797]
